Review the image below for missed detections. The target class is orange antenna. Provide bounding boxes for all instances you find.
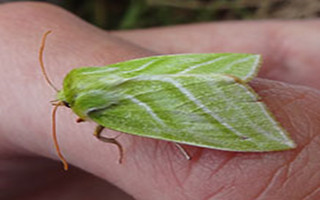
[52,102,69,171]
[39,30,59,92]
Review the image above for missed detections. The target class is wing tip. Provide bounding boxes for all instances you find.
[242,54,263,82]
[284,139,297,149]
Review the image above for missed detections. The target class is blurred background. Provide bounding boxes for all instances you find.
[1,0,319,29]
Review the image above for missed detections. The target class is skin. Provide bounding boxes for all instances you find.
[1,2,320,200]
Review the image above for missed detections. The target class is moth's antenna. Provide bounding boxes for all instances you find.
[52,102,69,171]
[39,30,59,92]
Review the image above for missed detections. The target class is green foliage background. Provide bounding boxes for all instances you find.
[58,0,320,29]
[2,0,319,29]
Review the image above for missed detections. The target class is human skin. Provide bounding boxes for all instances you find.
[1,2,320,200]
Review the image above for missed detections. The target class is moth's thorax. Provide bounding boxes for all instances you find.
[58,67,124,119]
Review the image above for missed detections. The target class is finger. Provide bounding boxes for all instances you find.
[112,21,320,89]
[1,3,320,200]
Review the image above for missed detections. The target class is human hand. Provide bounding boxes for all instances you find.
[1,2,320,200]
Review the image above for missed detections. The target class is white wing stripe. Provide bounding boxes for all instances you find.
[126,95,165,126]
[81,67,118,75]
[217,55,254,72]
[243,55,261,80]
[134,75,248,138]
[179,55,233,74]
[121,60,157,74]
[162,77,251,139]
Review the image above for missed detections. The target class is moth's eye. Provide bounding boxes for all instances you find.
[63,101,70,108]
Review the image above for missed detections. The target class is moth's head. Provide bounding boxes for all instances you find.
[56,90,70,108]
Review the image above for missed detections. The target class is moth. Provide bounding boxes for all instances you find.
[39,31,296,170]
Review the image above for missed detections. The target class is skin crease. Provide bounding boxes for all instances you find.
[1,2,320,200]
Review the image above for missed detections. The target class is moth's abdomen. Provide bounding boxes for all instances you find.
[62,67,123,109]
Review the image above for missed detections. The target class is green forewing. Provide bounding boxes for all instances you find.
[61,53,296,151]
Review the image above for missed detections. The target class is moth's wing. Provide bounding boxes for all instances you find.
[80,53,261,82]
[88,74,295,151]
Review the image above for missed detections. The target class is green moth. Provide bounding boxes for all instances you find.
[40,31,296,170]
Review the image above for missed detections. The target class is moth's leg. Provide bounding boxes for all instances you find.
[76,118,85,123]
[175,143,191,160]
[114,132,124,139]
[93,125,124,163]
